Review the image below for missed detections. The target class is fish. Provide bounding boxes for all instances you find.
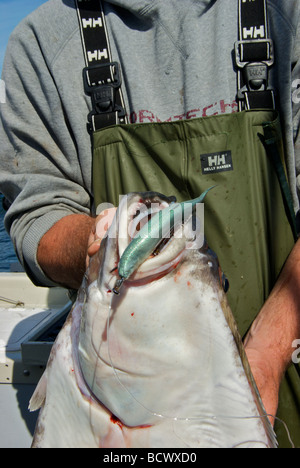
[113,187,215,295]
[29,191,277,448]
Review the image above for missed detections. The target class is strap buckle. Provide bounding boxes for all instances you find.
[235,39,274,68]
[237,62,269,96]
[83,62,122,91]
[235,39,275,110]
[83,62,126,131]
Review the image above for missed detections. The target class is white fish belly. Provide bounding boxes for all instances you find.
[78,259,272,448]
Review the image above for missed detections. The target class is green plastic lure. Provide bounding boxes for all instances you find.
[113,187,215,295]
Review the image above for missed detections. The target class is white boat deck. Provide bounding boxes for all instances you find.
[0,272,72,448]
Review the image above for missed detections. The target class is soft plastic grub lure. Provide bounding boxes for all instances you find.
[113,187,215,295]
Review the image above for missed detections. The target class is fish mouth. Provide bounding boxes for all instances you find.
[114,192,190,288]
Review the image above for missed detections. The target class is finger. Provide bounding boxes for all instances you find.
[87,238,102,258]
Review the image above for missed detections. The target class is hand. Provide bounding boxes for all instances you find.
[86,207,117,268]
[244,346,280,426]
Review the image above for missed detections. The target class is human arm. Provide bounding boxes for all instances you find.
[37,208,117,290]
[37,214,95,290]
[244,238,300,425]
[244,1,300,426]
[0,8,95,287]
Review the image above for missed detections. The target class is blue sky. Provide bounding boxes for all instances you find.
[0,0,47,73]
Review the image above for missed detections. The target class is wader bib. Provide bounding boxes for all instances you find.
[77,0,300,448]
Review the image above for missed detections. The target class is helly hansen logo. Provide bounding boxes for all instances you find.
[82,17,103,28]
[242,25,265,39]
[201,151,233,174]
[87,49,108,62]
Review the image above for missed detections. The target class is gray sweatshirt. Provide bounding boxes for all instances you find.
[0,0,299,287]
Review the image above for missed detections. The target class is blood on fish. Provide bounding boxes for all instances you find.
[110,414,123,430]
[174,270,182,283]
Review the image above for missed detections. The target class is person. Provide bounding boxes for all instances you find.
[0,0,299,448]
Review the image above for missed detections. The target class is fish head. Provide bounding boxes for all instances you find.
[87,190,224,293]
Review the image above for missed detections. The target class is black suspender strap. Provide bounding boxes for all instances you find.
[235,0,275,111]
[76,0,127,132]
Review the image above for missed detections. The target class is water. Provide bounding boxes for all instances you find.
[0,194,18,271]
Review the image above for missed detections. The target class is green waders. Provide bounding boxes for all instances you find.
[92,109,299,448]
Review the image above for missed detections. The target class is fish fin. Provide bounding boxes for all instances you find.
[29,371,47,412]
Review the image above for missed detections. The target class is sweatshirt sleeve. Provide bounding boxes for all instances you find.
[0,17,92,287]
